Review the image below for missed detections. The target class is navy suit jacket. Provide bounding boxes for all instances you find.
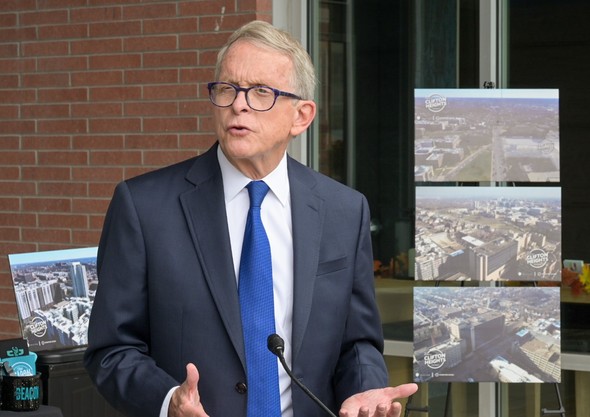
[84,143,388,417]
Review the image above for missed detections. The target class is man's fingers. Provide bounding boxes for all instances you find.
[185,363,200,392]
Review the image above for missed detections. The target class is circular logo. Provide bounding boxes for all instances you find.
[538,140,555,155]
[10,361,34,376]
[424,348,446,369]
[425,94,447,113]
[526,248,549,269]
[30,317,47,338]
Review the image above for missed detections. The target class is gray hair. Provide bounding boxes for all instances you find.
[215,20,317,100]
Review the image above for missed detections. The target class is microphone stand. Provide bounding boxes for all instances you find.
[268,334,337,417]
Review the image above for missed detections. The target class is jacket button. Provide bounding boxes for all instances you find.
[235,382,247,394]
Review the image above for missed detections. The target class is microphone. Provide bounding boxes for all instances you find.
[267,334,337,417]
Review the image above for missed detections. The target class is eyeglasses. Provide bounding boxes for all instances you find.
[207,82,302,112]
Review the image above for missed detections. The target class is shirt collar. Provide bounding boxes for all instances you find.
[217,145,290,207]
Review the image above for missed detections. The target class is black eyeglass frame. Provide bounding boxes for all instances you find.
[207,82,303,112]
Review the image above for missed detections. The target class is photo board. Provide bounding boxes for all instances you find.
[8,247,98,352]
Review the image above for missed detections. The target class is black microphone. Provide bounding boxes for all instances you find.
[267,334,337,417]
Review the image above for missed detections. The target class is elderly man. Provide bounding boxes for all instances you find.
[84,20,417,417]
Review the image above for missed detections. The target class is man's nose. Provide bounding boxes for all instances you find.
[232,90,250,111]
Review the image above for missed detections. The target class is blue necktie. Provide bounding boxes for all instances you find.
[239,181,281,417]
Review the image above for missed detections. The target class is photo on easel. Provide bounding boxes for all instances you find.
[7,247,98,352]
[415,185,561,281]
[414,88,559,183]
[413,286,561,383]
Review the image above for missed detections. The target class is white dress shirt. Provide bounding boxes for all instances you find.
[160,147,294,417]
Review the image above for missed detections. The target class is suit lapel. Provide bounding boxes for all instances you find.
[179,145,245,366]
[288,158,324,363]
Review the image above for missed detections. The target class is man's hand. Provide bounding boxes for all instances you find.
[339,383,418,417]
[168,363,210,417]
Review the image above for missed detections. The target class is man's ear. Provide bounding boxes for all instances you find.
[290,100,317,137]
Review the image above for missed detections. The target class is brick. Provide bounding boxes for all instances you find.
[39,214,88,229]
[89,118,141,133]
[0,27,36,42]
[38,182,88,197]
[143,150,196,166]
[22,198,72,213]
[124,35,178,52]
[125,68,179,84]
[0,137,19,149]
[36,0,86,9]
[125,166,155,178]
[72,229,102,245]
[1,288,20,304]
[20,9,68,26]
[0,13,17,27]
[143,17,198,35]
[180,134,216,150]
[90,20,142,38]
[0,151,36,165]
[0,227,19,241]
[72,198,111,214]
[143,117,197,133]
[0,182,36,196]
[22,41,69,57]
[0,120,35,134]
[70,6,122,23]
[143,51,198,68]
[22,136,71,150]
[0,43,18,58]
[22,71,69,87]
[0,167,20,180]
[38,119,87,134]
[0,213,36,227]
[179,1,237,16]
[0,74,18,87]
[0,198,20,211]
[21,104,70,119]
[90,86,141,101]
[198,14,263,33]
[198,49,219,67]
[72,167,123,182]
[0,89,36,104]
[123,3,177,20]
[38,88,88,102]
[38,56,88,72]
[180,67,215,83]
[125,134,178,149]
[90,150,142,165]
[22,166,71,181]
[71,38,123,55]
[38,151,88,165]
[238,0,272,12]
[72,135,124,150]
[124,101,178,116]
[0,104,18,118]
[22,228,71,243]
[0,58,35,73]
[179,33,229,50]
[38,23,88,40]
[72,70,124,86]
[0,319,21,339]
[179,100,211,116]
[143,84,198,100]
[89,213,107,229]
[72,102,123,117]
[89,54,141,70]
[89,183,116,198]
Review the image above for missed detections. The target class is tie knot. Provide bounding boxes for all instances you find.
[246,181,269,208]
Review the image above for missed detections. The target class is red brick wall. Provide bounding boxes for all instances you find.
[0,1,272,339]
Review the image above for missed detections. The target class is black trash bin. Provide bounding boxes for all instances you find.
[36,348,125,417]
